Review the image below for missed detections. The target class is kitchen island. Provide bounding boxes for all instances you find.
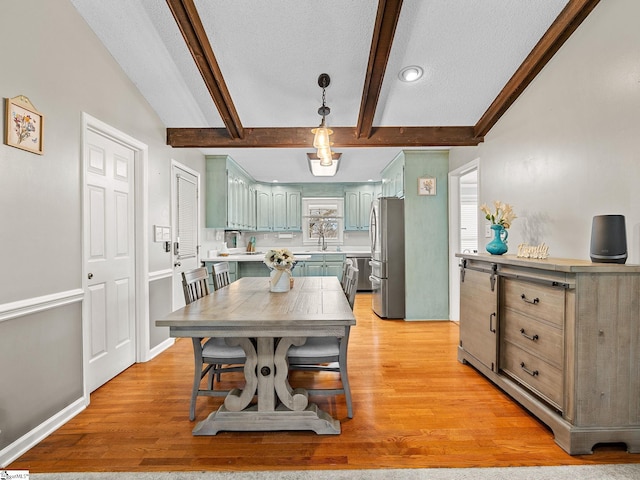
[201,248,370,284]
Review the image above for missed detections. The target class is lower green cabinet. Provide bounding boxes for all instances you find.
[203,254,345,283]
[301,254,345,279]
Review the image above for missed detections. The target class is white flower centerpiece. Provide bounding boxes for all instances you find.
[263,248,296,292]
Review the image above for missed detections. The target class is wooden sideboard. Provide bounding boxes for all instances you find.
[456,253,640,455]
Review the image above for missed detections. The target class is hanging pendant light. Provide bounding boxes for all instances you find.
[309,73,340,176]
[317,145,333,166]
[311,73,333,151]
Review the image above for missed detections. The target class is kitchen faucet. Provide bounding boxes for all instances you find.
[318,231,327,251]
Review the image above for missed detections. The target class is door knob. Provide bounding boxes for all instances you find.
[88,273,93,279]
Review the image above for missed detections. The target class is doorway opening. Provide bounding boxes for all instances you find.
[448,159,479,321]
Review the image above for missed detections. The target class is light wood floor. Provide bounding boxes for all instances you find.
[10,294,640,473]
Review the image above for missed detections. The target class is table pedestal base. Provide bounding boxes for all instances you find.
[192,403,340,435]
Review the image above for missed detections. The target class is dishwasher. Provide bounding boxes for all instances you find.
[348,255,373,291]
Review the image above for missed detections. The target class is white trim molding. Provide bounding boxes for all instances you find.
[0,397,85,468]
[149,268,173,282]
[0,289,84,323]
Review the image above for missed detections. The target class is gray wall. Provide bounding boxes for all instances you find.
[450,0,640,264]
[0,0,204,452]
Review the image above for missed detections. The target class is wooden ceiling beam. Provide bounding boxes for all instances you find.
[167,126,483,148]
[474,0,601,138]
[166,0,244,139]
[355,0,404,139]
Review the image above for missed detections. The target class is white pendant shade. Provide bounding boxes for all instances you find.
[307,153,341,177]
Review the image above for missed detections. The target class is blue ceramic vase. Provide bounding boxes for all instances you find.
[486,224,508,255]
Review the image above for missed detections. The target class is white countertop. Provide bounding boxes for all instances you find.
[202,253,312,262]
[202,247,370,262]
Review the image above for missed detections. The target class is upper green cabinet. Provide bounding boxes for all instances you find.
[255,185,272,231]
[344,184,378,231]
[206,155,381,232]
[381,153,405,198]
[272,186,302,231]
[206,155,257,229]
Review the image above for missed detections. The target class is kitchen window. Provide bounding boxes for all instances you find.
[302,197,344,247]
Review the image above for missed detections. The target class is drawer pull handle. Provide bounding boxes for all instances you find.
[489,312,496,333]
[520,362,539,377]
[519,328,539,341]
[521,294,539,305]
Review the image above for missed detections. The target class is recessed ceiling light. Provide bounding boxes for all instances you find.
[398,65,423,82]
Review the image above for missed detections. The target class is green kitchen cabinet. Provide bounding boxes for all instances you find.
[272,186,301,231]
[344,185,377,231]
[301,253,345,278]
[381,153,405,198]
[256,185,272,231]
[206,155,257,230]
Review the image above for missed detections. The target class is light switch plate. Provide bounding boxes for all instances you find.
[485,224,491,238]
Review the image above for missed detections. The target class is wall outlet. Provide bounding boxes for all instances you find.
[485,224,491,238]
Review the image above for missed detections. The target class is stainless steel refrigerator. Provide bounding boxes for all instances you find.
[369,197,405,318]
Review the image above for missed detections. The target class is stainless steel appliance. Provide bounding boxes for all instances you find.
[369,197,405,318]
[347,255,373,291]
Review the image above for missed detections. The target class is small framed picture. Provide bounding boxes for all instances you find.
[418,176,436,196]
[5,95,44,154]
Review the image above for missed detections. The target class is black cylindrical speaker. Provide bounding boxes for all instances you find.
[590,214,627,264]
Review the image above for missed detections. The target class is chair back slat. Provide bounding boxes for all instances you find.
[212,262,231,290]
[344,266,359,310]
[340,258,354,290]
[182,267,211,305]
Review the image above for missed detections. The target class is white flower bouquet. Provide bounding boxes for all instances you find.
[263,248,296,270]
[480,201,517,229]
[264,248,296,292]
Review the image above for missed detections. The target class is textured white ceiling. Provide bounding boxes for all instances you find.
[70,0,569,182]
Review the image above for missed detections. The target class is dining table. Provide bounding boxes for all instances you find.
[156,276,356,435]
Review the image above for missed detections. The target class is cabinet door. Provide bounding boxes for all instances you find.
[292,262,305,277]
[325,262,343,278]
[305,262,325,276]
[358,189,374,230]
[459,268,498,371]
[256,188,272,231]
[344,191,361,230]
[272,189,287,230]
[286,190,301,230]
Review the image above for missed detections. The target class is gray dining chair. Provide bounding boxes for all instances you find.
[212,262,231,290]
[287,265,359,418]
[340,258,354,291]
[181,267,245,421]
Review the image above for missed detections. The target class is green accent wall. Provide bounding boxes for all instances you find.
[402,151,450,320]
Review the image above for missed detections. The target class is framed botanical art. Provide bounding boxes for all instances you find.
[418,176,436,196]
[5,95,44,154]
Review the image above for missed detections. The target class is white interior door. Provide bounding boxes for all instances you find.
[84,129,136,392]
[171,162,200,310]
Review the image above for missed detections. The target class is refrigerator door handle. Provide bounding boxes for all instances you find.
[369,203,378,253]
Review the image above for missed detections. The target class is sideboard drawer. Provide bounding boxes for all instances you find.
[501,341,562,408]
[502,310,563,368]
[502,278,565,327]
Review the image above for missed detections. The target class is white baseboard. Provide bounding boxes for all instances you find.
[0,396,86,468]
[145,337,175,362]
